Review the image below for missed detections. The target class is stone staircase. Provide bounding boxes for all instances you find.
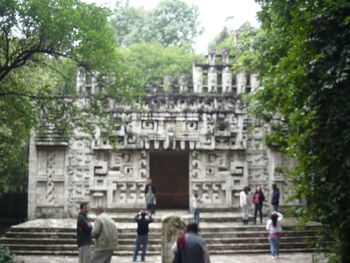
[0,211,320,256]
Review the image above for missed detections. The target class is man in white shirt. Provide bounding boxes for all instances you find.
[239,186,252,224]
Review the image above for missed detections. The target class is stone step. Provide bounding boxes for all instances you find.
[198,226,319,231]
[4,230,317,242]
[2,217,321,257]
[0,237,162,245]
[9,224,318,233]
[11,250,160,256]
[0,243,162,252]
[2,245,315,256]
[208,248,311,255]
[101,216,247,223]
[0,236,313,246]
[5,231,161,239]
[1,235,315,248]
[200,230,318,237]
[205,236,317,244]
[207,241,313,250]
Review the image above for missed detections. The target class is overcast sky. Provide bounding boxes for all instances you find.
[83,0,261,53]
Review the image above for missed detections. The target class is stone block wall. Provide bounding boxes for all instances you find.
[28,50,297,219]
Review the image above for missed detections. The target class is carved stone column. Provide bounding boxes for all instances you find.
[222,67,232,93]
[192,63,203,93]
[222,48,230,65]
[178,74,188,93]
[208,67,217,93]
[161,216,186,263]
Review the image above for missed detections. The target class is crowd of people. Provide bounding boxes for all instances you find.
[239,184,280,225]
[77,180,284,262]
[239,184,283,258]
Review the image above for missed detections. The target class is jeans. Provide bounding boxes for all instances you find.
[254,203,263,223]
[271,204,279,212]
[268,236,280,257]
[147,203,155,214]
[132,235,148,261]
[193,208,200,225]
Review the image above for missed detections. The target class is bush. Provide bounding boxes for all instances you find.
[0,246,17,263]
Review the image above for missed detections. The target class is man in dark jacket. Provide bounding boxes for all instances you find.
[77,202,92,263]
[172,223,210,263]
[132,210,153,262]
[144,177,156,196]
[271,184,280,212]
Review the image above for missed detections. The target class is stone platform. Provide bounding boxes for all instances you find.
[0,211,321,257]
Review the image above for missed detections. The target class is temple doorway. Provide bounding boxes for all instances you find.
[150,151,189,209]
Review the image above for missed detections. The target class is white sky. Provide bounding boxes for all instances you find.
[83,0,261,53]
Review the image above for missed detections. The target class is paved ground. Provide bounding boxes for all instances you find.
[17,253,328,263]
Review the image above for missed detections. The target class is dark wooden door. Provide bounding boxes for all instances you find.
[150,151,189,209]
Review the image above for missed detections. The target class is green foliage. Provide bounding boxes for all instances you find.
[118,42,199,85]
[0,246,17,263]
[251,0,350,261]
[0,0,118,81]
[208,22,259,73]
[264,124,288,150]
[208,27,232,51]
[112,0,203,47]
[0,0,143,196]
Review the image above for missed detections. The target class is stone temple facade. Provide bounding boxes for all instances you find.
[28,49,297,219]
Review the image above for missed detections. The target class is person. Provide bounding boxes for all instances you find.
[77,202,92,263]
[144,177,156,197]
[132,210,154,262]
[271,184,280,212]
[91,207,118,263]
[193,193,202,225]
[145,188,156,215]
[239,186,252,224]
[253,185,265,224]
[266,211,283,258]
[172,223,210,263]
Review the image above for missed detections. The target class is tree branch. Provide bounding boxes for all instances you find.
[0,91,74,100]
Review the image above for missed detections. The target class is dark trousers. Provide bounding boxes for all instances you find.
[146,203,155,214]
[254,203,263,223]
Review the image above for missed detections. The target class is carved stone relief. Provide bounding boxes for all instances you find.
[29,50,298,218]
[36,149,65,207]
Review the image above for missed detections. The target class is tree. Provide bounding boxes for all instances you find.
[251,1,350,261]
[208,22,259,73]
[118,42,199,86]
[112,0,203,47]
[0,0,142,196]
[149,0,203,47]
[0,0,119,83]
[111,0,149,47]
[208,27,232,51]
